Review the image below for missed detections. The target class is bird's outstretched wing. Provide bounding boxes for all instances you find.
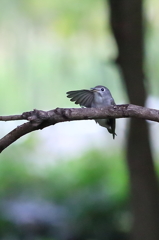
[66,90,94,108]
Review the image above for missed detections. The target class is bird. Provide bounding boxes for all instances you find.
[66,85,116,139]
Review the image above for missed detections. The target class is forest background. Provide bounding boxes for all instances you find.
[0,0,159,239]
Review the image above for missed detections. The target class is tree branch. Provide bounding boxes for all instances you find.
[0,104,158,153]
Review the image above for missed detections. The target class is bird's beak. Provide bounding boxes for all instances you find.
[90,88,98,92]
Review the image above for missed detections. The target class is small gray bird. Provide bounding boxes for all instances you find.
[66,85,116,139]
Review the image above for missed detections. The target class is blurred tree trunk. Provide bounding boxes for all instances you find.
[108,0,159,240]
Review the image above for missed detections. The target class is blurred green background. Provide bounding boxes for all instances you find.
[0,0,159,239]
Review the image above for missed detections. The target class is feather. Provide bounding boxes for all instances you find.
[66,90,93,108]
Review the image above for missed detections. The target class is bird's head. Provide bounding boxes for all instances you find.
[90,85,110,98]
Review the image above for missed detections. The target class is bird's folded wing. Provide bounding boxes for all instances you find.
[66,90,94,108]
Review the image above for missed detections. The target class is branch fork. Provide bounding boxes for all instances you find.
[0,104,158,153]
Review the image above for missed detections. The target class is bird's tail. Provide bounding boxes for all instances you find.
[106,118,117,139]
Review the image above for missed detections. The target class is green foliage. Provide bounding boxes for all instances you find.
[0,150,130,239]
[0,149,128,200]
[0,0,124,114]
[0,0,158,237]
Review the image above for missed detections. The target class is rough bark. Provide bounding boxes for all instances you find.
[0,104,159,152]
[108,0,159,240]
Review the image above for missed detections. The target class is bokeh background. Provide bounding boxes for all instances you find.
[0,0,159,239]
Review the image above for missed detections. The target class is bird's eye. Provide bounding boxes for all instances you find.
[101,88,105,91]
